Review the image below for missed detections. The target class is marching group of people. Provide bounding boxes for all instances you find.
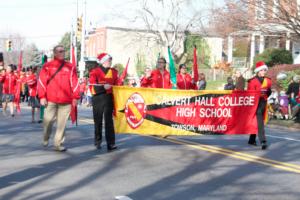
[1,44,300,152]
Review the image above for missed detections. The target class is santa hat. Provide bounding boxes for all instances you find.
[97,53,112,64]
[254,61,268,73]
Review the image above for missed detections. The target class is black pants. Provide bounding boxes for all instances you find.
[92,94,115,146]
[249,99,267,144]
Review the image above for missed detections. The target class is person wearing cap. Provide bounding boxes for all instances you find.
[0,64,18,117]
[140,57,172,89]
[176,64,194,90]
[247,61,272,150]
[38,45,80,152]
[89,53,118,151]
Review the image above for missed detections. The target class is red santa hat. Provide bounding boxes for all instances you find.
[97,53,112,64]
[254,61,268,73]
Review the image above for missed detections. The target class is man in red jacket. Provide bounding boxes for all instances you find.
[247,61,272,150]
[0,64,17,117]
[38,45,80,152]
[140,57,172,89]
[89,53,118,151]
[27,67,40,123]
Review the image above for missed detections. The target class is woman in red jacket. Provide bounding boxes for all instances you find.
[248,61,272,150]
[176,64,194,90]
[26,67,40,123]
[0,64,17,117]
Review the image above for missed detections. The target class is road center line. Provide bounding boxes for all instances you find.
[79,118,300,174]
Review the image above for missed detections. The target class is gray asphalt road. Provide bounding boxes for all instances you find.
[0,105,300,200]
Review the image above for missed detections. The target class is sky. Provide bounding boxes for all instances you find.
[0,0,224,51]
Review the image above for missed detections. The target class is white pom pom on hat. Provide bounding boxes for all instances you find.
[97,53,112,64]
[254,61,268,73]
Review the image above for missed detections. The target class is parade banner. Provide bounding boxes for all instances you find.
[113,86,260,136]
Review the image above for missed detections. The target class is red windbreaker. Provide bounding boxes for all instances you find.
[176,73,194,90]
[38,59,80,103]
[140,69,172,89]
[247,76,272,101]
[89,66,118,95]
[0,72,17,95]
[26,74,38,97]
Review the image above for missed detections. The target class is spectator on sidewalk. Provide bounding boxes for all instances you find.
[235,70,245,90]
[197,73,206,90]
[279,90,289,120]
[286,75,300,120]
[224,76,235,90]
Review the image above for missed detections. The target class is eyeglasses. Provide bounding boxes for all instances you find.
[158,61,166,64]
[56,50,65,53]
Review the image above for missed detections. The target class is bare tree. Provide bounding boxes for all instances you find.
[209,0,250,37]
[1,33,41,67]
[221,0,300,37]
[117,0,210,61]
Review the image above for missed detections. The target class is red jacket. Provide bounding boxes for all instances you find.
[0,72,17,95]
[89,66,118,95]
[26,74,38,97]
[140,69,172,89]
[38,59,80,104]
[247,76,272,101]
[176,73,195,90]
[140,76,150,88]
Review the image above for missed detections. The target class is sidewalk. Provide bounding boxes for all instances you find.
[267,118,300,130]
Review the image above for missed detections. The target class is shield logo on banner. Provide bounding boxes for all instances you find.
[125,93,146,129]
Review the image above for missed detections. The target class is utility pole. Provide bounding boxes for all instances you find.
[70,22,73,61]
[75,0,79,68]
[78,0,86,78]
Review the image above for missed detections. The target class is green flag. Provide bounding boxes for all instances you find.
[168,47,176,89]
[39,54,47,122]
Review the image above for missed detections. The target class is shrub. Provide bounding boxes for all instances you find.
[267,64,300,90]
[253,48,293,69]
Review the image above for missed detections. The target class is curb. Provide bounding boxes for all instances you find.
[267,123,300,131]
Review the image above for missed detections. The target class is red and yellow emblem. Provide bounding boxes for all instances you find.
[125,93,146,129]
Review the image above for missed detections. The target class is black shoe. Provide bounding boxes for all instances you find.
[248,141,257,146]
[261,142,268,150]
[107,144,117,151]
[11,114,15,117]
[38,120,43,123]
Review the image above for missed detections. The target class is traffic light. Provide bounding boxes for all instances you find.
[6,40,12,52]
[76,17,82,40]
